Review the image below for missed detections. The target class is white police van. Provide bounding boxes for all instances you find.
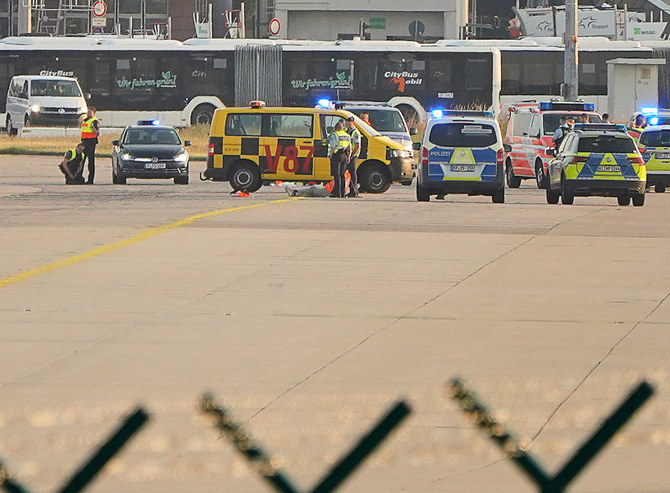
[417,110,506,203]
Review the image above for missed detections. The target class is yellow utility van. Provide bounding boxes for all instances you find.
[201,102,414,193]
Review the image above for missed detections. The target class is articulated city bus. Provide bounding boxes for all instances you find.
[0,35,655,129]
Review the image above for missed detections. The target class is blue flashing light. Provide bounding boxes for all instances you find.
[137,119,160,126]
[317,98,331,108]
[641,107,658,115]
[538,101,595,112]
[649,117,660,125]
[431,109,444,118]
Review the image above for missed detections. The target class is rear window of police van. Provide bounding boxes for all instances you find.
[577,135,636,154]
[429,123,497,148]
[640,129,670,147]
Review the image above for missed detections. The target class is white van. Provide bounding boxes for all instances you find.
[5,76,88,134]
[338,102,417,155]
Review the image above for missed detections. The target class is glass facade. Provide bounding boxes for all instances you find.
[0,0,170,37]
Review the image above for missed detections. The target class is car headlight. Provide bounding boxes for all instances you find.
[121,152,133,160]
[30,104,40,113]
[174,151,188,163]
[387,148,409,159]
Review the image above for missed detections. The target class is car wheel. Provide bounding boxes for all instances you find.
[230,162,262,192]
[561,178,574,205]
[506,162,521,188]
[190,103,216,126]
[632,194,645,207]
[535,160,546,189]
[416,182,430,202]
[491,187,505,204]
[617,195,631,206]
[174,176,189,185]
[655,183,666,193]
[546,185,560,204]
[359,164,391,194]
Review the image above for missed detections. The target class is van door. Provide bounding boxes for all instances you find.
[259,113,316,181]
[317,114,347,180]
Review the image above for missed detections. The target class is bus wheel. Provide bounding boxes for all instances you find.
[359,163,391,194]
[230,162,262,193]
[190,104,216,126]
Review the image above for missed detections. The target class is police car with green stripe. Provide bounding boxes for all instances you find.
[416,110,506,203]
[545,123,646,206]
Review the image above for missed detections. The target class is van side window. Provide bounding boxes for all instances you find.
[529,114,542,137]
[21,81,28,98]
[263,114,313,138]
[512,112,532,135]
[320,115,346,138]
[225,114,261,136]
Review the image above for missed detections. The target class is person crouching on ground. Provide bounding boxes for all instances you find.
[59,142,86,184]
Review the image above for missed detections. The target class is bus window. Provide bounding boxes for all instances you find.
[183,54,233,105]
[91,56,112,98]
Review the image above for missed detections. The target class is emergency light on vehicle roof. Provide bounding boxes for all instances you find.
[649,117,660,125]
[316,98,330,108]
[137,119,160,126]
[431,109,444,118]
[538,101,596,112]
[443,110,494,118]
[250,100,266,109]
[641,107,658,115]
[572,123,627,133]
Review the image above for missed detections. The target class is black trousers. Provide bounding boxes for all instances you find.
[346,156,358,195]
[59,162,84,184]
[330,150,348,198]
[82,138,97,183]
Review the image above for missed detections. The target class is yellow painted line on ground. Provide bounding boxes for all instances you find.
[0,197,302,289]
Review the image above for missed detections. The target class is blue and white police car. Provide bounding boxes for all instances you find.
[416,110,506,203]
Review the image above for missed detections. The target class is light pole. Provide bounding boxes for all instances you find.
[564,0,579,101]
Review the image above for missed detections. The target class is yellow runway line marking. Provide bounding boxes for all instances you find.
[0,197,302,289]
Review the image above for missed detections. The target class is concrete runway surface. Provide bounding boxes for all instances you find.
[1,155,669,492]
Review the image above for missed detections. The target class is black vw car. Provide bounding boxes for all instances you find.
[112,121,190,184]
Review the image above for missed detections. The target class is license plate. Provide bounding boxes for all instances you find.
[145,162,166,169]
[599,165,620,172]
[450,164,476,172]
[655,153,670,159]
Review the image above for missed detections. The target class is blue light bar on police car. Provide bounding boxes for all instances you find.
[538,101,596,112]
[641,107,658,115]
[649,117,660,125]
[137,119,160,126]
[316,98,330,108]
[572,123,627,133]
[443,110,494,118]
[431,109,444,118]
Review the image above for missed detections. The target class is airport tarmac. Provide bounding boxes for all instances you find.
[1,155,669,492]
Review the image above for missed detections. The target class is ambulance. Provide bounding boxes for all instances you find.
[503,101,601,189]
[201,102,414,193]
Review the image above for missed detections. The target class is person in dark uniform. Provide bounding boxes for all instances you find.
[80,107,100,184]
[327,119,351,198]
[59,142,86,184]
[345,116,361,197]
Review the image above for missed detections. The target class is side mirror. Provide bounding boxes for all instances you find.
[84,93,91,100]
[545,148,556,156]
[503,143,512,153]
[184,140,192,146]
[112,139,119,146]
[409,127,418,136]
[412,141,422,151]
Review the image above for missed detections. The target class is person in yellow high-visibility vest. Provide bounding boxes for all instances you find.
[327,119,351,198]
[80,107,100,184]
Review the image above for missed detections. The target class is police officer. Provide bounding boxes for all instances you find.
[629,114,647,143]
[59,142,86,184]
[328,119,351,198]
[553,115,573,150]
[345,116,361,197]
[80,107,100,184]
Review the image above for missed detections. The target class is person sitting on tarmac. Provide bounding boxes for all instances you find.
[59,142,86,184]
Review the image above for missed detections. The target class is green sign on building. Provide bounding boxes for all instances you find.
[368,17,386,29]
